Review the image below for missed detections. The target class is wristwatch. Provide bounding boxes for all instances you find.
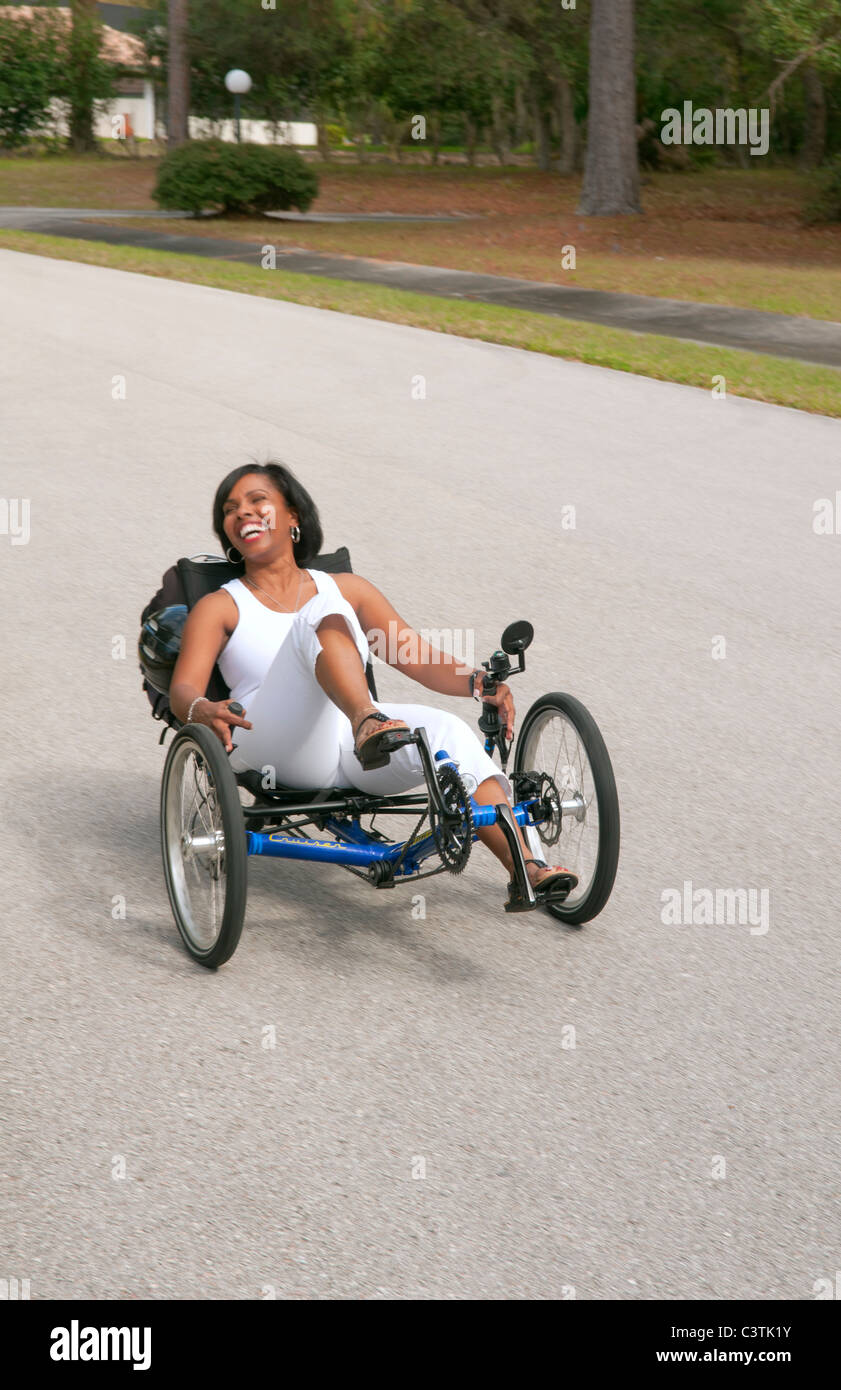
[469,669,484,701]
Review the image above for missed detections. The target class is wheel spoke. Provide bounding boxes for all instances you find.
[520,708,602,908]
[164,741,228,951]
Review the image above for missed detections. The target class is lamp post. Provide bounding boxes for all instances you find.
[224,69,252,143]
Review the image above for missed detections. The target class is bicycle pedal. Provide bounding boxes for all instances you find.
[382,729,416,750]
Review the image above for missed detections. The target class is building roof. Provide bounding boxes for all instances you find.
[0,5,150,69]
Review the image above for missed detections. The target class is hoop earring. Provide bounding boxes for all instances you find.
[290,524,301,543]
[225,545,241,563]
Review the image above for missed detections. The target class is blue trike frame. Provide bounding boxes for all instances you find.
[236,724,543,906]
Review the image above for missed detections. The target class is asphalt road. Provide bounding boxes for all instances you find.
[1,248,839,1300]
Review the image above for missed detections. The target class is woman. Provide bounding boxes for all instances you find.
[169,461,576,907]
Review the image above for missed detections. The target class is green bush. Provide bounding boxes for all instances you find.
[0,12,63,149]
[325,122,348,148]
[804,154,841,224]
[153,139,319,216]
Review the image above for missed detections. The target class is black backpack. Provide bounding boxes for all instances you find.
[140,548,378,738]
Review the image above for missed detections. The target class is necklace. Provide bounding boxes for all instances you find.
[243,567,308,613]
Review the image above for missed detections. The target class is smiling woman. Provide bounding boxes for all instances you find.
[167,458,579,898]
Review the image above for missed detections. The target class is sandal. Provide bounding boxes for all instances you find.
[352,708,411,771]
[506,856,578,910]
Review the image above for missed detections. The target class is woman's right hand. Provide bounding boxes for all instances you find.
[193,699,253,752]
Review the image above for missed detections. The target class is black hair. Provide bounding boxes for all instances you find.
[212,459,324,567]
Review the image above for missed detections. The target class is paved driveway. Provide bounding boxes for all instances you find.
[1,248,839,1299]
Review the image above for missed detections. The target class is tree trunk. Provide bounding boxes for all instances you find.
[490,89,510,165]
[514,81,529,148]
[316,111,332,161]
[548,98,560,143]
[557,72,577,175]
[533,87,551,170]
[354,102,371,163]
[578,0,640,214]
[800,62,826,169]
[167,0,190,148]
[464,114,477,166]
[68,0,99,152]
[389,115,406,163]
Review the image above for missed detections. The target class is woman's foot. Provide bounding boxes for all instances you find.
[526,859,576,890]
[351,705,411,770]
[505,856,578,911]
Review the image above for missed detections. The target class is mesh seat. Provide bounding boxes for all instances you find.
[235,768,360,801]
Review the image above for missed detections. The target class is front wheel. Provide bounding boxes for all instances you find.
[512,693,619,925]
[160,723,248,967]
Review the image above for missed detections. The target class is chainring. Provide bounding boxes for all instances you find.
[430,764,474,874]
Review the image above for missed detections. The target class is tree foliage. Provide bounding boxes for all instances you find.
[0,3,113,151]
[63,1,115,152]
[7,0,841,183]
[0,9,64,149]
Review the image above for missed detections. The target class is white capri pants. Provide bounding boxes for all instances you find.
[227,587,513,801]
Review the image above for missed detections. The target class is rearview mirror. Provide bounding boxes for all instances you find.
[501,620,534,655]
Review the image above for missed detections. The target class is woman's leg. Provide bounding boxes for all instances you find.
[470,776,558,887]
[310,613,387,744]
[335,698,547,882]
[231,611,559,885]
[336,699,509,798]
[228,591,374,789]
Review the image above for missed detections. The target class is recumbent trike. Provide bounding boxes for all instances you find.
[139,549,620,968]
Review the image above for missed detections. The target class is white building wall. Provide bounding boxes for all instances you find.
[187,117,317,146]
[45,90,316,146]
[47,87,156,141]
[94,91,155,140]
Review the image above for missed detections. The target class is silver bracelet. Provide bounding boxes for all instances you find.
[186,696,208,724]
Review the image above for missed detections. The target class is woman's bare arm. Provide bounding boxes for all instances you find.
[168,591,252,748]
[338,573,474,697]
[336,573,516,738]
[169,592,231,721]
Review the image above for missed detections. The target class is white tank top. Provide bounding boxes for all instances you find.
[217,569,334,710]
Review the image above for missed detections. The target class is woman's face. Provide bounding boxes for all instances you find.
[222,473,297,561]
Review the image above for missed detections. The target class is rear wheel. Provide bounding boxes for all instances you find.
[160,724,248,967]
[512,693,619,925]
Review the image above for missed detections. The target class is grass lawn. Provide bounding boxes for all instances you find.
[0,150,159,209]
[1,155,841,320]
[2,226,839,418]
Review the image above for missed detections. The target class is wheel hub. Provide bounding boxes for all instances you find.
[519,770,563,846]
[181,827,225,862]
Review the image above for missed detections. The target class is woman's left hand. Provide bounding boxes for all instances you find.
[475,675,515,740]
